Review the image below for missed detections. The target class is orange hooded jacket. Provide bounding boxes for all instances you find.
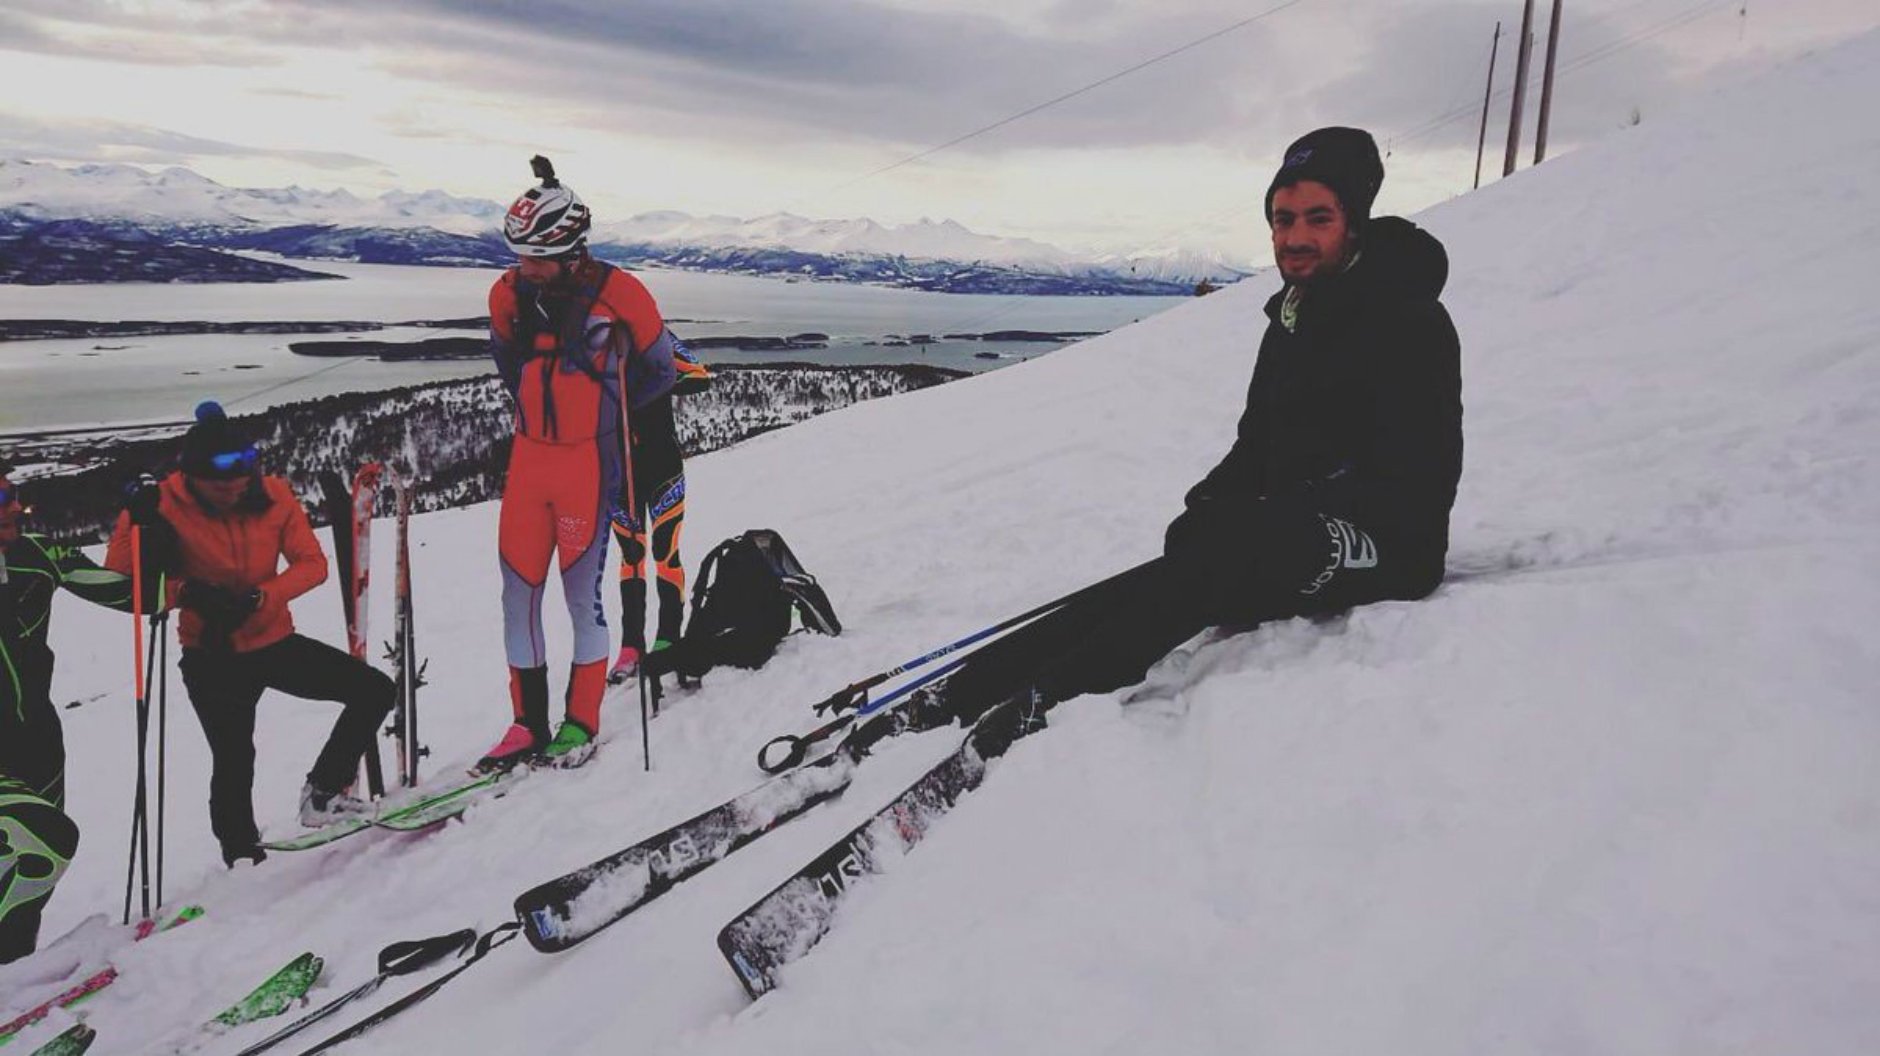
[105,472,327,653]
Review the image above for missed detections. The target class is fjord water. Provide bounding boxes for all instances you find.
[0,260,1186,431]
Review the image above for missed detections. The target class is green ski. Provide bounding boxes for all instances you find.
[211,952,324,1027]
[372,771,520,831]
[261,771,514,851]
[0,904,206,1045]
[24,1025,94,1056]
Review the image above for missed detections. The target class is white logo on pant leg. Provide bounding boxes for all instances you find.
[1301,515,1379,595]
[1333,518,1378,569]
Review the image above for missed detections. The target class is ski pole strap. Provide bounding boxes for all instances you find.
[379,927,477,977]
[758,716,851,774]
[760,650,975,774]
[298,924,521,1056]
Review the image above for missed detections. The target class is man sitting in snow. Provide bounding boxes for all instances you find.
[943,127,1463,731]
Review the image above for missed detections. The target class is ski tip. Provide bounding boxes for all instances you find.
[25,1022,96,1056]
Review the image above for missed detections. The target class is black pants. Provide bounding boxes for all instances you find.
[180,634,394,853]
[944,501,1439,720]
[614,394,687,649]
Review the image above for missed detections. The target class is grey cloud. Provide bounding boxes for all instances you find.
[262,0,1304,153]
[0,6,280,67]
[10,0,1856,178]
[1295,1,1704,162]
[0,114,389,172]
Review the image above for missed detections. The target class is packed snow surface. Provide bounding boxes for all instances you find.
[10,30,1879,1056]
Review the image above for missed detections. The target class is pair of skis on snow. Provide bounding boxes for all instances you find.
[222,688,1029,1056]
[2,906,326,1055]
[516,683,1046,998]
[516,566,1147,991]
[226,571,1125,1052]
[320,463,426,798]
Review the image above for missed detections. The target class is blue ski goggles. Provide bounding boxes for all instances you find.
[202,445,259,477]
[0,484,17,507]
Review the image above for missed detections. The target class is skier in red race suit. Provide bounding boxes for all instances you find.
[479,156,708,771]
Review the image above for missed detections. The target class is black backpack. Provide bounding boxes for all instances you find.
[656,530,840,680]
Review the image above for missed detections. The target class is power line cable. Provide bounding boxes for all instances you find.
[1138,0,1747,259]
[793,0,1318,210]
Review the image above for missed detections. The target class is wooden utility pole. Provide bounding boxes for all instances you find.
[1534,0,1565,164]
[1475,21,1503,189]
[1503,0,1536,177]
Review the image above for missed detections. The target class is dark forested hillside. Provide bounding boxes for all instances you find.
[10,363,963,543]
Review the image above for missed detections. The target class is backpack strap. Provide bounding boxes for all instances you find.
[686,535,739,628]
[780,572,842,636]
[746,529,809,580]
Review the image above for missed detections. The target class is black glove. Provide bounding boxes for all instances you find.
[513,286,557,361]
[182,582,262,625]
[139,517,182,576]
[122,473,163,526]
[671,370,713,397]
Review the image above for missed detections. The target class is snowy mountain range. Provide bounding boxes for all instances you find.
[0,160,1250,292]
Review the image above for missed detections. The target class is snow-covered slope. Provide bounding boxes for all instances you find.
[13,28,1880,1056]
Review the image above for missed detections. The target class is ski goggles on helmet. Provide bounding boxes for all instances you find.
[204,445,259,476]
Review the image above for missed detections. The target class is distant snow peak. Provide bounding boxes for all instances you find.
[0,158,1251,286]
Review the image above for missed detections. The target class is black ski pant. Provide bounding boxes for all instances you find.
[613,394,687,650]
[944,500,1442,721]
[180,634,393,855]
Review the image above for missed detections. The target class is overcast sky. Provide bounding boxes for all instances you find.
[2,0,1874,257]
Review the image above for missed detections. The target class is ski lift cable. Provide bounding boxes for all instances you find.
[792,0,1318,210]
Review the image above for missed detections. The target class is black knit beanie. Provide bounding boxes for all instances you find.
[180,401,252,479]
[1264,127,1385,232]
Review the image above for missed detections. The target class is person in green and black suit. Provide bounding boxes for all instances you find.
[0,457,175,963]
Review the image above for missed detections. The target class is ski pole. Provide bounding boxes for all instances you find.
[122,528,151,925]
[638,668,652,773]
[758,648,975,773]
[755,560,1153,773]
[155,610,169,911]
[295,923,521,1056]
[816,560,1151,719]
[615,328,652,772]
[229,927,476,1056]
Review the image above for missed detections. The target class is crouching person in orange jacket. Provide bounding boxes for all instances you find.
[107,403,394,867]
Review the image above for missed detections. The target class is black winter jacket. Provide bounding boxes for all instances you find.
[1183,216,1463,594]
[1,534,151,796]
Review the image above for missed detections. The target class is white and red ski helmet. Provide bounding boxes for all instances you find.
[503,155,591,258]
